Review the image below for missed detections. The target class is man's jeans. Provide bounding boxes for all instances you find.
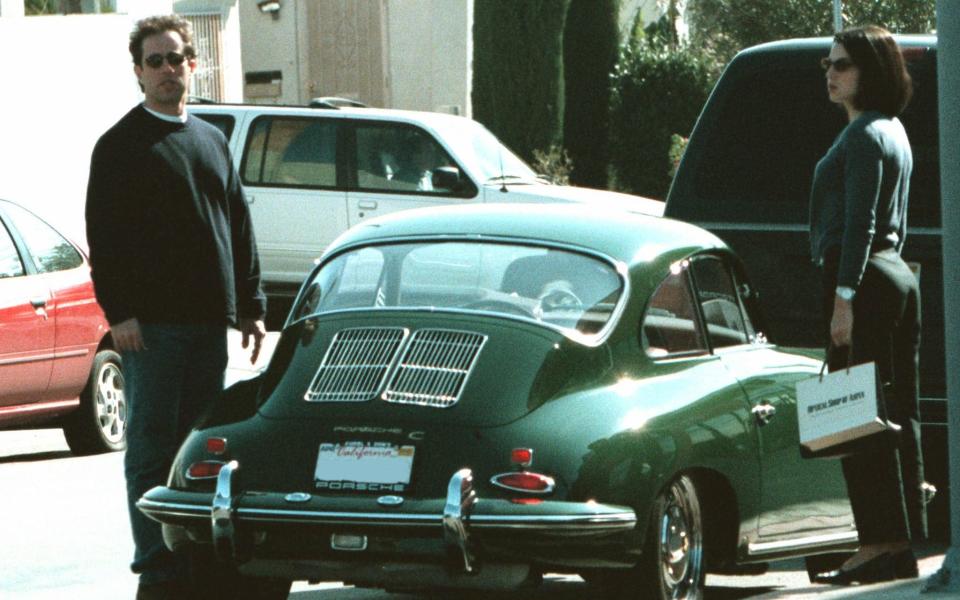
[122,323,227,585]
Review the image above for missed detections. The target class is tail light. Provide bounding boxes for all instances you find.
[187,460,227,480]
[206,437,228,454]
[490,471,555,494]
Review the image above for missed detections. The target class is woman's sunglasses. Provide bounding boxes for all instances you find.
[144,51,190,69]
[820,57,855,72]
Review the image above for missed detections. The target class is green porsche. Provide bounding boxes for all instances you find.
[138,203,855,598]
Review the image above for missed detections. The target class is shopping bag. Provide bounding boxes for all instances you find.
[796,360,900,459]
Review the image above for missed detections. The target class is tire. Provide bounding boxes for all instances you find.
[63,349,127,455]
[639,474,706,600]
[582,475,706,600]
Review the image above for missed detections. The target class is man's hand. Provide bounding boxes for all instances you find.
[240,318,267,364]
[111,318,145,353]
[830,295,854,348]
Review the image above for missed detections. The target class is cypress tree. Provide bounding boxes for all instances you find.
[472,0,570,163]
[563,0,619,188]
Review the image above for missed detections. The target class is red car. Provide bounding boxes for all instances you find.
[0,198,125,454]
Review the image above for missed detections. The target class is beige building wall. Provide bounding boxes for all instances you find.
[237,0,471,114]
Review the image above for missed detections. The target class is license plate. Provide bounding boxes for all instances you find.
[314,441,414,493]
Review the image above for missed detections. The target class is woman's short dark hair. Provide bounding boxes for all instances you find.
[129,14,195,67]
[835,25,912,116]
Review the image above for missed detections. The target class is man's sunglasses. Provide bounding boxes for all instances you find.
[144,51,191,69]
[820,57,855,72]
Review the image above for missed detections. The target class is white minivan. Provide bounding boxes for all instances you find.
[190,103,662,297]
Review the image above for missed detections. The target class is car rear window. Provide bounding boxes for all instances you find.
[293,241,625,341]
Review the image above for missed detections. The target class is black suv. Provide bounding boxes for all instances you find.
[665,35,945,533]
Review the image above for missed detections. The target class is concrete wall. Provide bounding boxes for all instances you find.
[386,0,471,115]
[236,0,472,113]
[238,0,300,104]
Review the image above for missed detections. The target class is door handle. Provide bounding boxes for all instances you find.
[246,194,255,204]
[358,200,378,210]
[30,297,47,309]
[751,402,776,426]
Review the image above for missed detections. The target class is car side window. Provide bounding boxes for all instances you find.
[0,220,25,278]
[642,263,707,358]
[690,255,751,349]
[1,204,82,273]
[242,117,338,188]
[355,125,455,194]
[193,113,235,140]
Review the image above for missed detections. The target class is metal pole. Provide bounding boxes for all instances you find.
[833,0,843,33]
[924,0,960,592]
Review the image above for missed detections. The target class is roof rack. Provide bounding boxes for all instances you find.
[308,96,368,109]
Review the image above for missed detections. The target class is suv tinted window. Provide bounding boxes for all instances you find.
[355,124,455,194]
[693,49,938,228]
[0,220,25,278]
[2,204,82,273]
[242,117,338,188]
[193,113,235,140]
[694,66,844,224]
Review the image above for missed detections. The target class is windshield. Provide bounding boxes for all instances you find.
[436,120,538,183]
[293,241,625,340]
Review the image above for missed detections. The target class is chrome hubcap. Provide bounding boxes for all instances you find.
[659,481,702,597]
[95,362,126,443]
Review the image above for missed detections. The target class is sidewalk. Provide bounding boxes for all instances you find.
[739,544,955,600]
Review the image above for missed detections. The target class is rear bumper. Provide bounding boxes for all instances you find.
[138,463,637,588]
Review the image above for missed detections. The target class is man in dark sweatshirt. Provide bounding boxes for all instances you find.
[85,14,265,599]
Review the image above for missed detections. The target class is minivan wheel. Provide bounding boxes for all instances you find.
[63,349,126,455]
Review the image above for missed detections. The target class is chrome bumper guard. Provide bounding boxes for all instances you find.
[139,463,637,574]
[211,460,239,561]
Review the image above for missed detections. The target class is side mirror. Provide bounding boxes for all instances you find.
[432,166,462,191]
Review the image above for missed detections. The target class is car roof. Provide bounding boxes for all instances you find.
[737,34,936,59]
[326,203,726,267]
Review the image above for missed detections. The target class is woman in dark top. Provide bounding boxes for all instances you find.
[809,25,925,585]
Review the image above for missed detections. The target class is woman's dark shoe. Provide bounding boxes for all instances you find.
[893,548,919,579]
[813,552,896,585]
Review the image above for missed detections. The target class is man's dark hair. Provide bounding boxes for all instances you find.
[835,25,912,117]
[129,14,195,67]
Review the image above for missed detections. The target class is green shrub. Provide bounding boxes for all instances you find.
[609,43,714,198]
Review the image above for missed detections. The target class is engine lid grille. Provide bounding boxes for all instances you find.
[384,329,487,408]
[304,327,408,402]
[304,327,487,408]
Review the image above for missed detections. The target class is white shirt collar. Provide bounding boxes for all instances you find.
[142,104,188,124]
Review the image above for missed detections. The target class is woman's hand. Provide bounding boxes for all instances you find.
[830,296,854,348]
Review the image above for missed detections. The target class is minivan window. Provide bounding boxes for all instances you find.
[242,117,338,188]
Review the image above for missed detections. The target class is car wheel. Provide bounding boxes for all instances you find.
[581,475,705,600]
[639,474,705,600]
[63,349,127,455]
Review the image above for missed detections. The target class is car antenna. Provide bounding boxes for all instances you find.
[498,141,508,193]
